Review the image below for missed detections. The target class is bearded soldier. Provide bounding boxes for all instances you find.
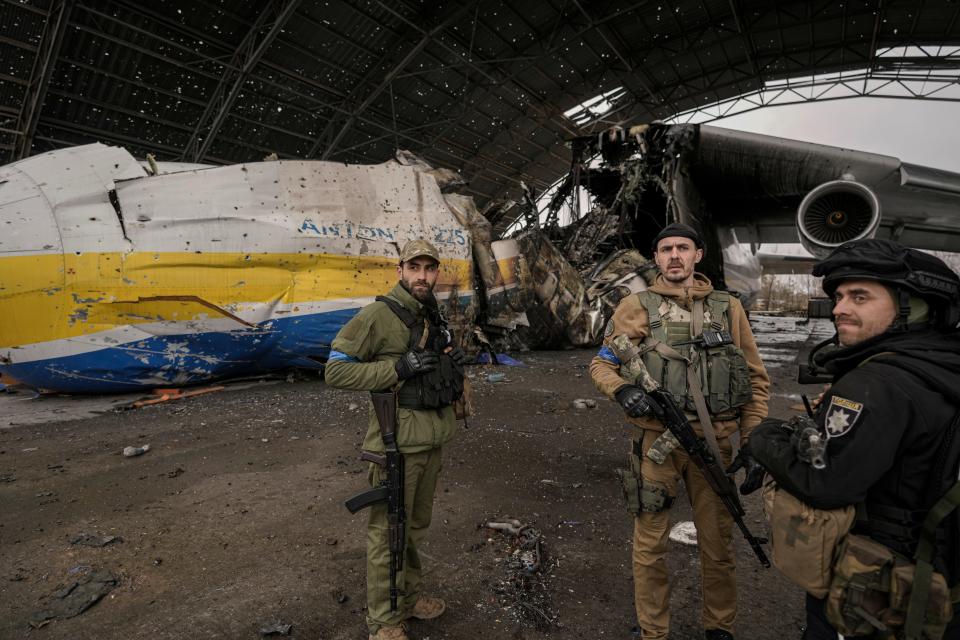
[751,239,960,639]
[325,239,466,640]
[590,222,770,640]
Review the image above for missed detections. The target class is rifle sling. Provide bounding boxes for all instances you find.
[376,294,428,397]
[610,334,724,464]
[609,337,648,365]
[692,298,705,338]
[647,339,724,464]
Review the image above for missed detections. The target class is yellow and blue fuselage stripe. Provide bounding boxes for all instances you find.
[0,251,473,392]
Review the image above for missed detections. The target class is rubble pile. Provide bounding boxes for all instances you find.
[482,519,558,632]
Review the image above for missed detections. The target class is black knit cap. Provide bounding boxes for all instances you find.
[651,222,704,252]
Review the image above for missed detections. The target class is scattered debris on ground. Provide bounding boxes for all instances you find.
[482,518,559,632]
[121,444,150,457]
[131,386,225,408]
[69,533,122,548]
[258,620,293,636]
[29,568,118,628]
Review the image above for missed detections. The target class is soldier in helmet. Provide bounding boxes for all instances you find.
[750,238,960,639]
[590,222,771,640]
[325,239,467,640]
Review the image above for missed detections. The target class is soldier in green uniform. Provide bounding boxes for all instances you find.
[325,239,466,640]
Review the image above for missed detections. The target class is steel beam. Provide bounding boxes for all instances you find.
[311,2,477,160]
[181,0,303,162]
[11,0,72,161]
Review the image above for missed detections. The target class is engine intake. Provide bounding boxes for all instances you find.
[797,180,880,258]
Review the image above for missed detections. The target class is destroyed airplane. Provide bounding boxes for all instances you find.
[490,122,960,332]
[3,123,960,392]
[0,144,528,392]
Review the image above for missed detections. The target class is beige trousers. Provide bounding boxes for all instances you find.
[632,429,736,639]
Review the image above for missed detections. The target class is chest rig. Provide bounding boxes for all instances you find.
[376,295,464,410]
[634,290,752,416]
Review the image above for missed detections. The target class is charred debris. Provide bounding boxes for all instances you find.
[478,123,730,352]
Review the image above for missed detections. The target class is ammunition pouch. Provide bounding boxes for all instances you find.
[634,290,753,415]
[396,352,463,409]
[377,295,465,410]
[761,480,856,598]
[616,446,674,515]
[705,343,754,413]
[826,534,953,639]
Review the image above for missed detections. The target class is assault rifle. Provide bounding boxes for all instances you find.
[645,387,771,568]
[344,391,406,611]
[610,332,769,567]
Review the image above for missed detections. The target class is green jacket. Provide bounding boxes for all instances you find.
[324,283,457,453]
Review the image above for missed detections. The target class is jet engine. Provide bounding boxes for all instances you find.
[796,180,881,258]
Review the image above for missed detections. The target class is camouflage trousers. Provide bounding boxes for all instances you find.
[632,429,736,639]
[366,447,443,633]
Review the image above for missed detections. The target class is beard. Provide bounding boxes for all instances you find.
[400,277,435,302]
[662,261,690,283]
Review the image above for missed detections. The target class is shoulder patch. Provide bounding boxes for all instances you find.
[824,396,863,439]
[604,318,616,337]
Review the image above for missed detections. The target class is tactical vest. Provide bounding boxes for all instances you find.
[634,290,753,415]
[853,354,960,588]
[376,295,464,410]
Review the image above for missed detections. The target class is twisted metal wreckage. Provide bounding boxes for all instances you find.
[3,123,960,392]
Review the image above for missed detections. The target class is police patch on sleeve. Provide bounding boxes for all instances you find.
[824,396,863,439]
[604,318,616,337]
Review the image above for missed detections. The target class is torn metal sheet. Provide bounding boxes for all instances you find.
[515,231,604,348]
[444,194,530,331]
[584,249,657,318]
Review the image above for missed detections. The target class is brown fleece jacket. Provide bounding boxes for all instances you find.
[589,273,770,441]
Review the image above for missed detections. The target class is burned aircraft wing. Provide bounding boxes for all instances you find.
[0,144,482,392]
[514,122,960,309]
[688,125,960,256]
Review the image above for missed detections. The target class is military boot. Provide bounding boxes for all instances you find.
[369,623,409,640]
[704,629,734,640]
[409,596,446,620]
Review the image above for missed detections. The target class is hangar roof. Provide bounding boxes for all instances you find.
[3,0,959,207]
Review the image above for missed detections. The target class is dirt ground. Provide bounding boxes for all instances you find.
[0,318,824,640]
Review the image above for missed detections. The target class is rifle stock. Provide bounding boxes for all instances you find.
[343,390,407,611]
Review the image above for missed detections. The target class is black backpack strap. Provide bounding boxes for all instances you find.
[376,295,427,351]
[905,480,960,639]
[905,407,960,639]
[376,295,417,327]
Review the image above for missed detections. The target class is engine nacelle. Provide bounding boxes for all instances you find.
[797,180,881,258]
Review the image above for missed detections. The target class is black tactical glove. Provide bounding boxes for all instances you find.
[614,385,652,419]
[725,443,765,495]
[394,350,439,380]
[447,345,468,366]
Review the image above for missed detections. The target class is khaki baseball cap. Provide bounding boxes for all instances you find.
[399,238,440,263]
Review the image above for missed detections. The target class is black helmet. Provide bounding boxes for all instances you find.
[812,238,960,329]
